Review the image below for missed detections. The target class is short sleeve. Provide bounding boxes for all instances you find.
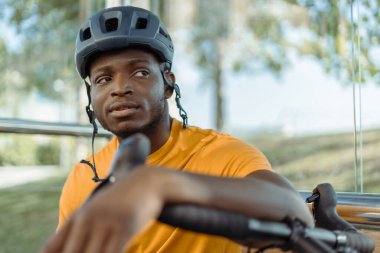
[186,135,272,178]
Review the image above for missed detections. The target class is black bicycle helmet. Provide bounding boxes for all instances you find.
[75,6,174,79]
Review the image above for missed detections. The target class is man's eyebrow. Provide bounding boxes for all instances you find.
[91,59,152,76]
[91,66,111,76]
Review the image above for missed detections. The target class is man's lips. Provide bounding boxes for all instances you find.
[108,102,139,117]
[109,102,138,112]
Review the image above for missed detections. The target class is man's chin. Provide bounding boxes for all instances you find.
[106,116,163,140]
[105,120,143,136]
[115,129,142,140]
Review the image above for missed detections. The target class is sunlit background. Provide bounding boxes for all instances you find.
[0,0,379,252]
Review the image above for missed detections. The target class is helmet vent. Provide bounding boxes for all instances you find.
[159,27,170,40]
[83,27,92,40]
[135,18,148,29]
[105,18,118,32]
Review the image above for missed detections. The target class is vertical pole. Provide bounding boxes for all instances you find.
[349,0,359,192]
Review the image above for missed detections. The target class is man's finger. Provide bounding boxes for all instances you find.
[40,218,73,253]
[83,223,110,253]
[61,216,90,253]
[103,230,126,253]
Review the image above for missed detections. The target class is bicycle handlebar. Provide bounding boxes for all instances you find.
[92,134,375,253]
[158,204,374,253]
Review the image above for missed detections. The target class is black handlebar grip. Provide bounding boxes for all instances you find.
[158,204,252,240]
[312,183,357,232]
[338,231,375,253]
[109,133,150,176]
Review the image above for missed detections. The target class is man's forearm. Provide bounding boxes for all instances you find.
[246,169,299,193]
[139,167,313,227]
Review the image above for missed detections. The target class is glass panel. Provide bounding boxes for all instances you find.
[353,1,380,193]
[163,0,379,194]
[163,1,359,192]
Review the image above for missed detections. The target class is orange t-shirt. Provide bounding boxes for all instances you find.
[58,119,271,252]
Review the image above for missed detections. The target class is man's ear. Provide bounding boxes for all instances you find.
[164,71,175,99]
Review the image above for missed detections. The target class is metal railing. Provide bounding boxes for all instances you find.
[0,118,112,138]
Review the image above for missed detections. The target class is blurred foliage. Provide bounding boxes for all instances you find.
[1,0,80,100]
[191,0,380,129]
[0,0,104,115]
[0,38,6,66]
[0,136,36,165]
[0,135,59,166]
[36,142,60,165]
[282,0,379,84]
[192,0,380,83]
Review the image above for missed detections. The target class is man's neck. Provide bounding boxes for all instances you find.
[117,116,173,155]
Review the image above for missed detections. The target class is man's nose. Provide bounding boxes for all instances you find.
[111,76,133,96]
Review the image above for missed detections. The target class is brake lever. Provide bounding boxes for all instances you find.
[308,183,357,232]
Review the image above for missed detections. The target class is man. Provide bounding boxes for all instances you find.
[41,6,313,253]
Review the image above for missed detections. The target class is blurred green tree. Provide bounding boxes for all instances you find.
[2,0,80,101]
[0,0,104,114]
[192,0,230,131]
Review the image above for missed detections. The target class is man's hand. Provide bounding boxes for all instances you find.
[40,168,164,253]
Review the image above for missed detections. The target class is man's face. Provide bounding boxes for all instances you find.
[88,48,172,138]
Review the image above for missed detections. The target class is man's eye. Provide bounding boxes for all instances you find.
[134,70,150,78]
[95,76,112,84]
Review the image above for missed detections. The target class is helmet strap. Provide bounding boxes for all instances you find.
[160,66,188,128]
[84,81,96,127]
[173,83,188,128]
[81,80,106,183]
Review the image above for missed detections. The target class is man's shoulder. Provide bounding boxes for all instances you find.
[180,124,271,176]
[178,123,264,162]
[184,124,249,148]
